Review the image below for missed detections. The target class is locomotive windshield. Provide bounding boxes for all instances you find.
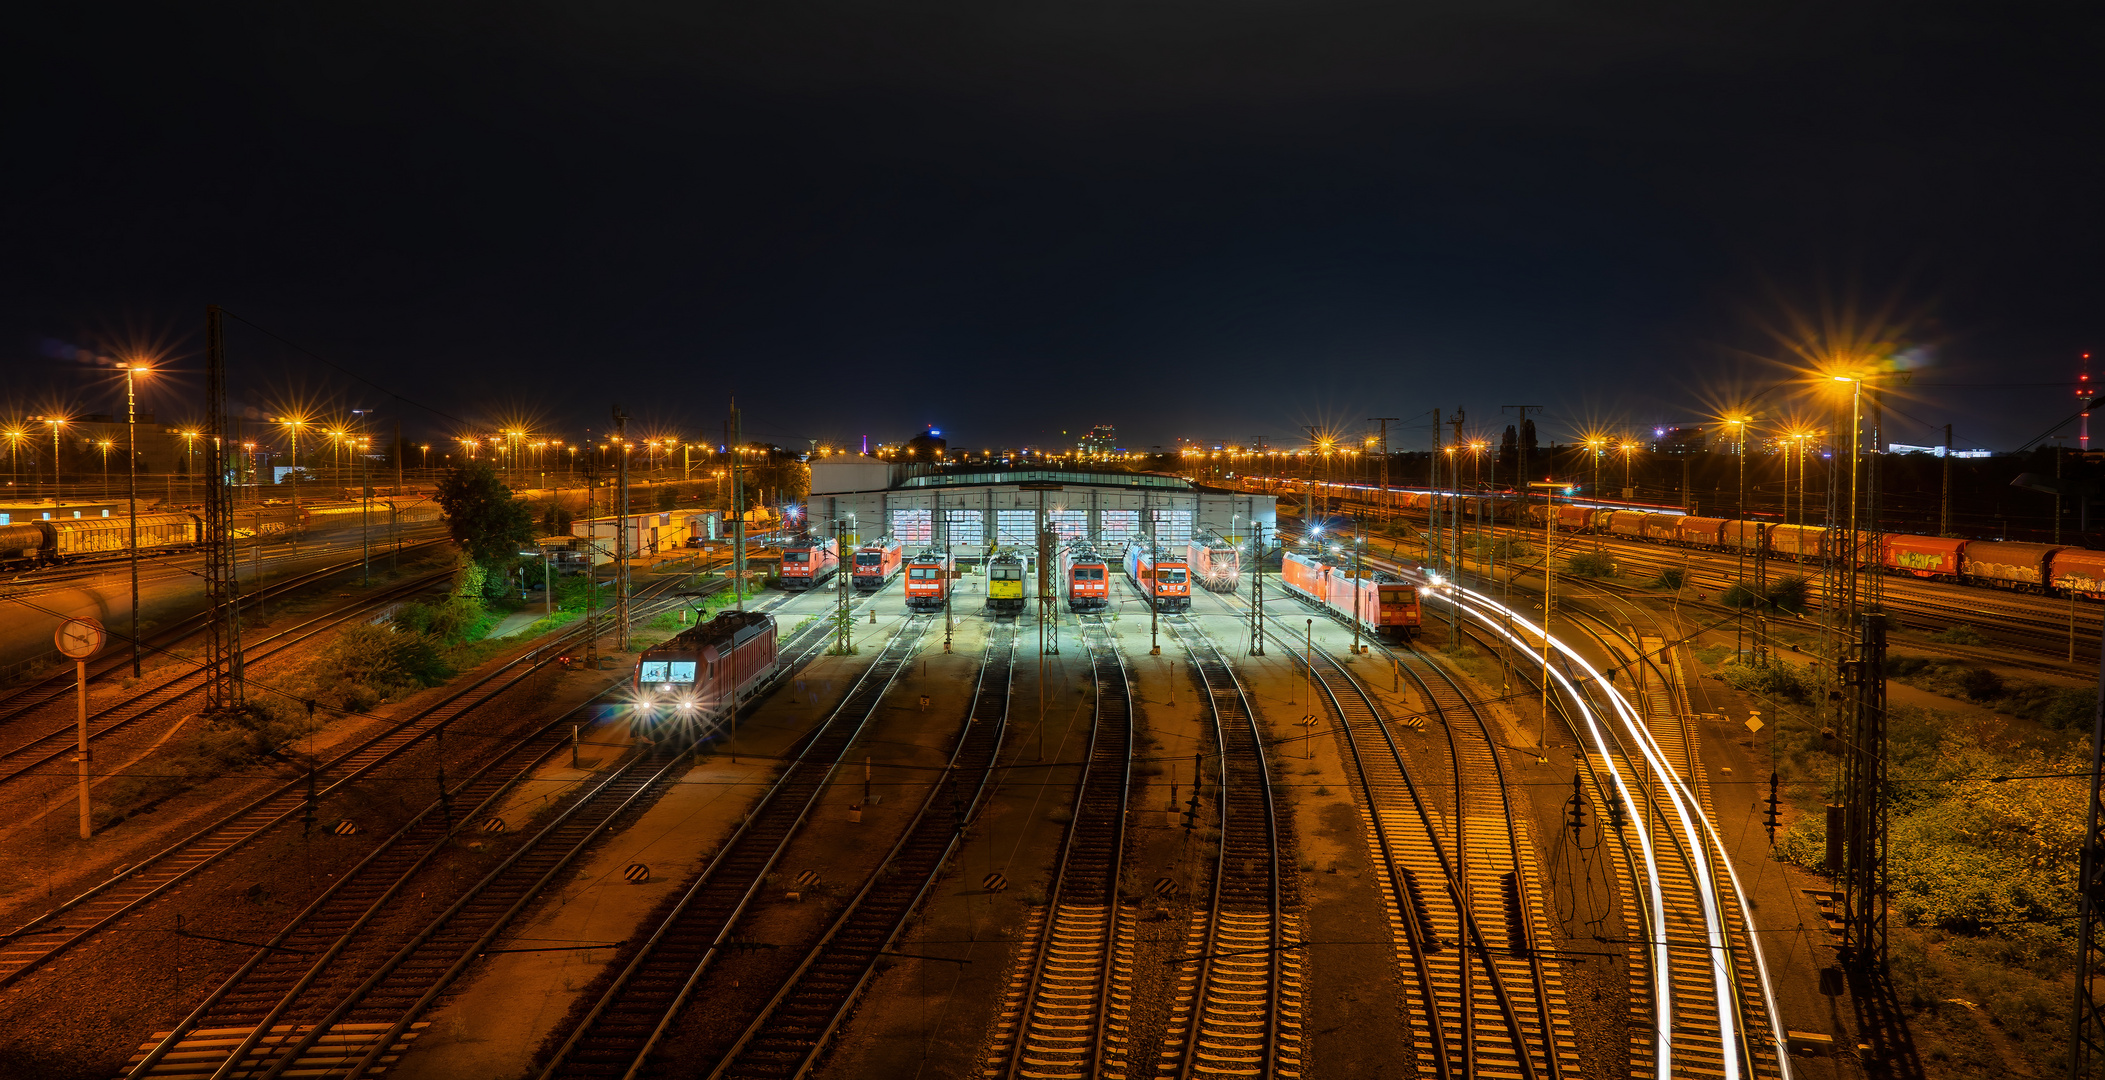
[991,566,1022,580]
[639,659,698,683]
[910,566,938,579]
[783,552,809,563]
[1156,569,1187,584]
[1073,567,1105,580]
[856,553,883,566]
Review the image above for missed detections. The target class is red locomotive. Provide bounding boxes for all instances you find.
[1123,543,1191,613]
[1281,549,1420,639]
[904,548,953,612]
[777,534,839,590]
[633,609,778,736]
[852,536,904,592]
[1187,536,1243,593]
[1062,544,1112,613]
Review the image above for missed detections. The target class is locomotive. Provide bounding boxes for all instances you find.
[1187,534,1243,593]
[1123,543,1191,613]
[903,549,953,612]
[986,550,1028,614]
[633,609,778,737]
[1280,548,1422,640]
[852,537,904,591]
[777,535,840,591]
[1061,544,1112,613]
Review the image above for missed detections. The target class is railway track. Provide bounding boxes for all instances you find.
[0,539,450,726]
[535,613,936,1078]
[117,577,897,1079]
[0,567,453,789]
[1159,615,1301,1080]
[987,613,1134,1080]
[1443,587,1787,1080]
[705,618,1017,1080]
[0,575,689,990]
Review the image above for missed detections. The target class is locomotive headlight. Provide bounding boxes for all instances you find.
[1425,571,1443,586]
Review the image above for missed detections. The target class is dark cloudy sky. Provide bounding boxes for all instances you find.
[4,1,2099,455]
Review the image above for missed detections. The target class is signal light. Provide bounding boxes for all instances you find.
[1763,772,1782,843]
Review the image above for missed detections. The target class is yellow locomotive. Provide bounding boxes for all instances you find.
[986,549,1028,614]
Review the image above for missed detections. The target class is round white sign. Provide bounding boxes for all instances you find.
[55,618,107,660]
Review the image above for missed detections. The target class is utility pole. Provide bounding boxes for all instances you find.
[2071,629,2105,1079]
[393,421,403,570]
[613,406,631,651]
[1249,521,1265,656]
[201,306,243,712]
[581,444,600,671]
[1941,423,1953,537]
[1449,408,1465,598]
[1368,418,1397,514]
[1428,408,1442,572]
[835,514,854,655]
[731,400,746,613]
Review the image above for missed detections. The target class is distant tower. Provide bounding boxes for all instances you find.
[861,434,868,455]
[2082,353,2094,451]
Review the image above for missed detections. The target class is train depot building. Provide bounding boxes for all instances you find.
[807,459,1274,566]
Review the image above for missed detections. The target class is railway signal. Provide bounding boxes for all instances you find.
[1763,772,1782,843]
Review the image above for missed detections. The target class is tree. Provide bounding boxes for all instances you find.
[434,462,536,567]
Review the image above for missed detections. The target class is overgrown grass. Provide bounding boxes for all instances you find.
[1887,655,2093,729]
[1564,551,1617,578]
[1762,696,2088,1072]
[1929,624,1988,646]
[1718,657,1813,702]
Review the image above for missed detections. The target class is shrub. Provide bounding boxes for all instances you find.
[1930,624,1987,646]
[1652,567,1688,590]
[1719,582,1761,608]
[1766,575,1810,613]
[1960,667,2004,702]
[2043,687,2094,730]
[1565,551,1617,578]
[1721,659,1812,702]
[1887,655,1934,677]
[308,624,450,711]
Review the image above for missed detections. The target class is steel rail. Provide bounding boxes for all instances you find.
[706,618,1018,1080]
[0,538,449,722]
[119,575,873,1079]
[1162,614,1289,1080]
[535,614,935,1079]
[0,574,688,988]
[991,613,1133,1080]
[0,568,452,787]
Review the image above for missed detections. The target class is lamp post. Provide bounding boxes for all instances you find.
[45,417,66,503]
[117,362,152,676]
[2,429,22,494]
[98,439,112,490]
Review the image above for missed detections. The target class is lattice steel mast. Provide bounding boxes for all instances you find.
[201,306,244,712]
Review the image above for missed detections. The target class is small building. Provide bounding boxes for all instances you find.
[570,509,718,564]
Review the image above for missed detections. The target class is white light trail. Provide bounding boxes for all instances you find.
[1422,583,1792,1080]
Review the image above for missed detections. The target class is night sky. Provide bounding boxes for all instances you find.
[5,2,2099,455]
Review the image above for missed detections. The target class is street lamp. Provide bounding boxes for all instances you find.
[280,418,307,558]
[116,361,153,676]
[1,428,23,493]
[44,416,66,502]
[98,439,112,489]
